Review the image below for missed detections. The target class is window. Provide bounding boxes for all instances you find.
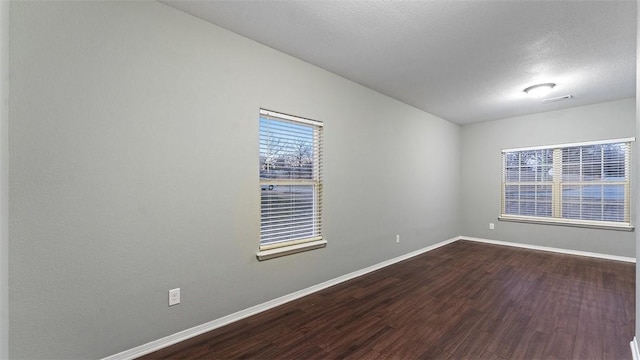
[500,138,633,230]
[257,109,324,260]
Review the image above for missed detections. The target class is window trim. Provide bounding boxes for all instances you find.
[257,109,324,260]
[256,239,327,261]
[499,137,635,231]
[498,215,634,231]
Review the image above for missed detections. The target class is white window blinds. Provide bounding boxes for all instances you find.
[259,109,323,250]
[501,138,633,230]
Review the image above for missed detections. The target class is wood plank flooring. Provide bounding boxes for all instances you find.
[139,240,635,359]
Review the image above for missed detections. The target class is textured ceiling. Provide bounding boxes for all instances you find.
[162,1,636,125]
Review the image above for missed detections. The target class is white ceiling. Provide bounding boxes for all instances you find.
[162,1,636,125]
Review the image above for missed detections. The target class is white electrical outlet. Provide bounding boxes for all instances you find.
[169,288,180,306]
[396,235,400,243]
[489,223,495,230]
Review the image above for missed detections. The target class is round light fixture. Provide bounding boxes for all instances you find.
[523,83,556,98]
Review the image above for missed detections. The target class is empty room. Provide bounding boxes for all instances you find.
[1,1,639,359]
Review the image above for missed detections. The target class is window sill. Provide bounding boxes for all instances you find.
[498,216,634,231]
[256,239,327,261]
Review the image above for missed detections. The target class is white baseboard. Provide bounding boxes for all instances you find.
[102,236,460,360]
[631,336,639,360]
[461,236,636,263]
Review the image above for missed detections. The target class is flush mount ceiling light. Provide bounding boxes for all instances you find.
[523,83,556,98]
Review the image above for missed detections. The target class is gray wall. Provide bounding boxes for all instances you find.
[461,98,636,257]
[635,0,639,343]
[0,1,8,359]
[8,2,461,359]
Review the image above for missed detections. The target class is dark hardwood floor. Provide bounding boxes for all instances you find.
[140,240,635,359]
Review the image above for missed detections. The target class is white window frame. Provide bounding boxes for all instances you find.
[257,109,325,261]
[499,137,634,231]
